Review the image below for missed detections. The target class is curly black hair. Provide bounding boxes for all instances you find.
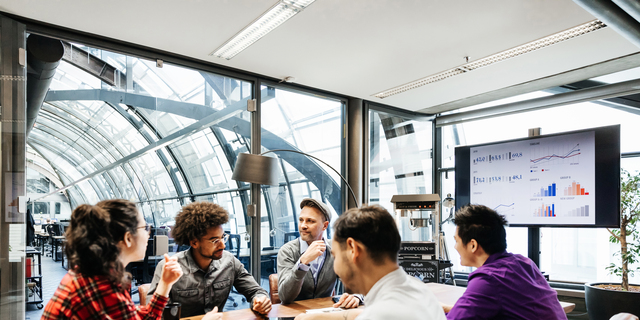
[171,201,229,246]
[65,199,139,288]
[454,204,509,255]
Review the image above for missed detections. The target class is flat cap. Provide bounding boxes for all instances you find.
[300,198,331,223]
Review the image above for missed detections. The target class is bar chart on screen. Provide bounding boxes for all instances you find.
[533,183,558,197]
[566,205,590,217]
[563,181,589,196]
[533,203,556,217]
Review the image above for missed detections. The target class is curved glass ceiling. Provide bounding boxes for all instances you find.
[29,40,345,253]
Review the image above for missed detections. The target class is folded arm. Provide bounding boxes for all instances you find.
[277,246,308,304]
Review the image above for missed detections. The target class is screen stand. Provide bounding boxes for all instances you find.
[528,127,541,268]
[528,227,541,267]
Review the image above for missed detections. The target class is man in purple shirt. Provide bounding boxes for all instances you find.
[444,204,566,320]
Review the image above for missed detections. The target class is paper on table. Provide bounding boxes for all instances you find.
[305,307,344,314]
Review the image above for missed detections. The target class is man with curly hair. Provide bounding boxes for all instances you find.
[147,201,270,317]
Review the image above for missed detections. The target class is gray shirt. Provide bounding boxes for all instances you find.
[147,248,267,317]
[277,238,337,304]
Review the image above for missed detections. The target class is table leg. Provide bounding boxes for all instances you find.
[61,242,66,270]
[52,238,59,262]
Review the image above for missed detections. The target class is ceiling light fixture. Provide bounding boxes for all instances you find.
[211,0,316,60]
[372,20,607,99]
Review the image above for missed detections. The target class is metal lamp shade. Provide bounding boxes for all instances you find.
[231,153,280,186]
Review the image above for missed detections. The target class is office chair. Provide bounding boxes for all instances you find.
[141,235,168,283]
[43,224,54,257]
[227,233,241,258]
[175,244,190,252]
[224,231,245,307]
[284,231,299,243]
[46,224,64,259]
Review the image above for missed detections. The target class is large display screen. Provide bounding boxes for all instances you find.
[455,125,620,227]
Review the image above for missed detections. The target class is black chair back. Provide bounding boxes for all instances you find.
[55,224,64,236]
[46,224,63,237]
[284,231,299,243]
[224,231,241,258]
[176,245,190,252]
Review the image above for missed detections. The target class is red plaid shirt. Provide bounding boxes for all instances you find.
[41,271,168,320]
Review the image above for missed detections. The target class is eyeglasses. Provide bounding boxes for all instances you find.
[209,233,230,246]
[137,224,151,233]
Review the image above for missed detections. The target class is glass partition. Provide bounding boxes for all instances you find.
[368,108,434,242]
[260,85,345,252]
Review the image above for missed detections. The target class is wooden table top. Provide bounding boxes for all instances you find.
[181,297,337,320]
[181,282,575,319]
[425,283,576,314]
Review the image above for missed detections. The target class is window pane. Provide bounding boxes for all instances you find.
[369,109,433,242]
[261,86,344,249]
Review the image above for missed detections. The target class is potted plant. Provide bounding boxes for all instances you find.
[585,169,640,319]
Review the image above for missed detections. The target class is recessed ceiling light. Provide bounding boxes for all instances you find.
[211,0,316,60]
[372,20,607,99]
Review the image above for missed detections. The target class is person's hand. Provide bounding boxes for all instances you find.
[300,240,326,265]
[161,254,183,287]
[332,293,360,309]
[202,306,222,320]
[610,313,639,320]
[440,302,453,314]
[252,295,272,315]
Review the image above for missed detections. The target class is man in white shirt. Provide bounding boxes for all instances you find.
[277,198,361,308]
[315,204,445,320]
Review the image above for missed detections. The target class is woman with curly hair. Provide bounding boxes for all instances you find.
[41,199,183,320]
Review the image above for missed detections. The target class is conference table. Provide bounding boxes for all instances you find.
[425,283,576,314]
[181,283,576,319]
[181,296,336,320]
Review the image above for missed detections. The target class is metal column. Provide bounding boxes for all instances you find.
[249,91,262,281]
[528,128,541,268]
[347,98,364,209]
[0,14,27,319]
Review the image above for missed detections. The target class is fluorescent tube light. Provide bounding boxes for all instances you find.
[211,0,316,60]
[373,20,607,99]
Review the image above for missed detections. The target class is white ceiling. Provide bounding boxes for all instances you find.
[2,0,639,113]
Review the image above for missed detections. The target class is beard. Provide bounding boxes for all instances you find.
[300,232,315,243]
[198,246,224,260]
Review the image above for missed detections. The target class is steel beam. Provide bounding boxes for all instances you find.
[61,41,126,88]
[31,104,243,202]
[573,0,640,48]
[436,78,640,126]
[44,88,341,213]
[45,89,210,119]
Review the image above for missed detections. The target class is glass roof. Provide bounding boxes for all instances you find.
[28,41,346,255]
[29,41,260,204]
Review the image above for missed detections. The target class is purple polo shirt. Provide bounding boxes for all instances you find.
[447,251,566,320]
